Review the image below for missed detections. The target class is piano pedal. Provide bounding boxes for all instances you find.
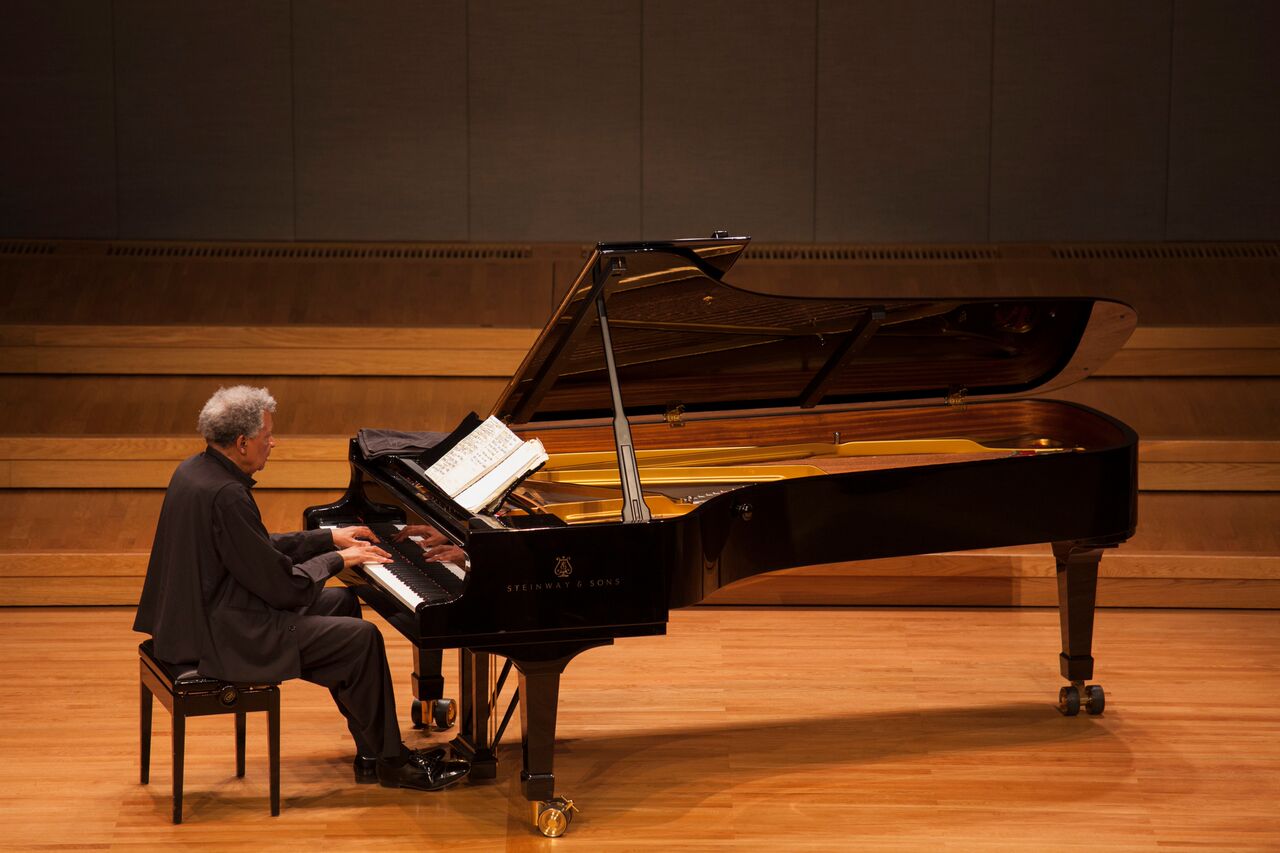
[1057,681,1105,717]
[532,797,578,838]
[411,698,458,730]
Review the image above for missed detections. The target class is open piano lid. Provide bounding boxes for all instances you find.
[492,236,1136,425]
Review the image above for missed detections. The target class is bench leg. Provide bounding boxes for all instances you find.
[268,690,280,817]
[140,683,152,785]
[235,711,246,778]
[172,706,185,824]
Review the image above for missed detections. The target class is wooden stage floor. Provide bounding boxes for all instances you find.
[1,606,1277,851]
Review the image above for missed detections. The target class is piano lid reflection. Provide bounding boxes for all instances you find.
[304,235,1137,836]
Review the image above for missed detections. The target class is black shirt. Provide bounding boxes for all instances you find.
[133,447,342,681]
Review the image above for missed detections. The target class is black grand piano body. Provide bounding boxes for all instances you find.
[304,236,1137,827]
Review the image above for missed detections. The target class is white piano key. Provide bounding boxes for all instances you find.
[363,561,424,611]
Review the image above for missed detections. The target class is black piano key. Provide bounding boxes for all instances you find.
[358,523,466,604]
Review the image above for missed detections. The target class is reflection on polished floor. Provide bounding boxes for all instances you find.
[1,605,1276,850]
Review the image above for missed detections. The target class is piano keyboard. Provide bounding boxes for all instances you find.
[322,523,466,612]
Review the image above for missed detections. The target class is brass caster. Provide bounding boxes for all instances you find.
[532,797,578,837]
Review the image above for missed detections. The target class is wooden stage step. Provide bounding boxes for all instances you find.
[0,325,539,376]
[1,488,1277,607]
[2,323,1276,376]
[2,241,1274,610]
[2,437,1276,491]
[3,374,1275,439]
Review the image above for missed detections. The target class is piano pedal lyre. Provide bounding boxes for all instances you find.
[1057,680,1105,716]
[533,797,579,837]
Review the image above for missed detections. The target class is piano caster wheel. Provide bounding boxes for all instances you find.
[533,797,577,838]
[1057,682,1105,716]
[1084,684,1105,715]
[433,698,458,729]
[411,698,458,730]
[1057,685,1081,716]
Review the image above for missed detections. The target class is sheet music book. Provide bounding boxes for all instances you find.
[411,414,547,514]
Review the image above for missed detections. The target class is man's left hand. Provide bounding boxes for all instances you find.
[330,526,375,549]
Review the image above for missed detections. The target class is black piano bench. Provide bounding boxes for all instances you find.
[138,640,281,824]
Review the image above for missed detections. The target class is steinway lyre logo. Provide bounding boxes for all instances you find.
[553,556,574,578]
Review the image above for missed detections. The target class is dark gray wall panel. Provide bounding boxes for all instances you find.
[114,1,293,239]
[468,0,641,242]
[0,1,116,238]
[293,2,468,241]
[643,0,815,242]
[816,0,991,243]
[1167,1,1280,240]
[990,0,1171,241]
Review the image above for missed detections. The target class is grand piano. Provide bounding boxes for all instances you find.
[304,235,1138,837]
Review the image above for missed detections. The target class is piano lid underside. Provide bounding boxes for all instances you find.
[515,275,1095,419]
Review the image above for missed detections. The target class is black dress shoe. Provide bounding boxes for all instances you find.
[376,748,470,792]
[355,746,445,784]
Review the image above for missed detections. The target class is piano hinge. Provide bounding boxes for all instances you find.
[664,402,686,428]
[945,386,968,410]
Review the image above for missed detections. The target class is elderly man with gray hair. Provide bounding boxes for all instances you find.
[134,385,470,791]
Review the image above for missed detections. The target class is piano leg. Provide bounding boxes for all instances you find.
[410,646,457,731]
[450,648,498,780]
[510,640,611,837]
[1052,540,1110,716]
[515,661,563,803]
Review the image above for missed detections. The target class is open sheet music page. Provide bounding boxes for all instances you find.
[454,438,548,513]
[424,415,525,497]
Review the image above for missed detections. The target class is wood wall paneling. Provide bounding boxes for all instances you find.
[1166,0,1280,240]
[467,0,642,242]
[0,325,538,376]
[113,1,294,239]
[0,1,116,238]
[0,375,508,435]
[642,0,816,242]
[5,322,1276,379]
[1046,377,1280,440]
[990,0,1172,241]
[0,246,560,327]
[292,1,469,241]
[815,0,992,242]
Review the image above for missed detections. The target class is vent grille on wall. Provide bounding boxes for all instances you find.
[0,242,58,256]
[101,244,534,259]
[746,245,1001,261]
[1050,244,1280,260]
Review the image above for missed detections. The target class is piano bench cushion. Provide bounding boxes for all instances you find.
[139,640,278,694]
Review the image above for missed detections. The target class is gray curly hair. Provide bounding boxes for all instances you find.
[197,386,277,446]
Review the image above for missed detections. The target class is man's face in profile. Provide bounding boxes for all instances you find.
[241,410,276,473]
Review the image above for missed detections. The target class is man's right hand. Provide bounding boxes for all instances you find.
[338,542,393,569]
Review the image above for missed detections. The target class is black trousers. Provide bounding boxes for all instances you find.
[296,587,402,759]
